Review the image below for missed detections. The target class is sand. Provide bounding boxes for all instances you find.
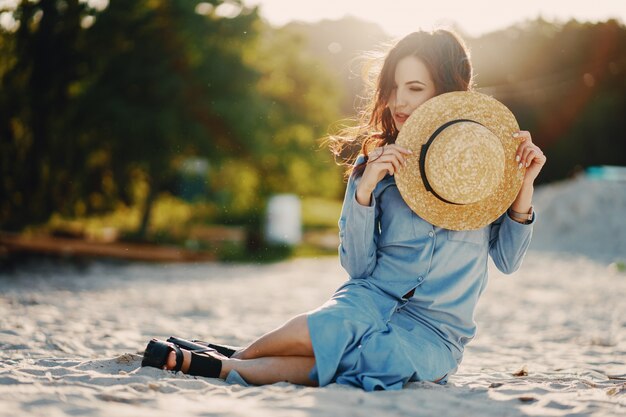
[1,177,625,416]
[530,175,626,263]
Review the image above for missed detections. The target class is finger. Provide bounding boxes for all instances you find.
[537,152,548,164]
[387,144,414,155]
[521,148,537,168]
[515,138,533,163]
[371,160,396,176]
[512,130,531,141]
[533,150,547,166]
[380,146,408,167]
[378,161,395,176]
[371,147,403,167]
[377,144,412,161]
[513,131,531,157]
[369,148,385,162]
[387,146,413,165]
[374,154,403,172]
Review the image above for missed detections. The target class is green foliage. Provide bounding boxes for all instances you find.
[241,23,344,200]
[72,0,269,237]
[301,197,343,230]
[1,0,91,230]
[41,191,218,243]
[0,0,344,238]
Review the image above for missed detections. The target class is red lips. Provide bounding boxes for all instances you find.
[395,112,409,123]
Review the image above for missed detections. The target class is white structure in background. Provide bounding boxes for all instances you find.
[265,194,302,245]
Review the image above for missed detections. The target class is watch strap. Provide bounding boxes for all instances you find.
[508,205,534,222]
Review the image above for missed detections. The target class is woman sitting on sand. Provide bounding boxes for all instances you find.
[141,28,546,391]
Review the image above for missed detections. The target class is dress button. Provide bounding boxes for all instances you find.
[417,276,423,282]
[428,231,434,238]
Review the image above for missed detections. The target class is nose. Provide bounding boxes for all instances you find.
[395,88,408,109]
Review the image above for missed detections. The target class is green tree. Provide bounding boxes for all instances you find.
[1,0,90,230]
[0,0,275,237]
[208,23,344,239]
[1,0,344,243]
[73,0,271,238]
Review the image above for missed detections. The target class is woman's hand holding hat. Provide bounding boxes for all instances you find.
[355,144,413,206]
[508,130,546,223]
[513,131,547,185]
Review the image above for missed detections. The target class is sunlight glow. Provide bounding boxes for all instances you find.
[80,0,109,12]
[195,2,215,16]
[242,0,626,37]
[0,11,18,32]
[215,1,243,19]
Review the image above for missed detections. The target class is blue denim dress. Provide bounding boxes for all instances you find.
[306,155,535,391]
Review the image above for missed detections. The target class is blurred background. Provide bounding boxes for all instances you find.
[1,0,625,264]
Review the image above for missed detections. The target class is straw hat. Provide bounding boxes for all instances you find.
[394,91,524,231]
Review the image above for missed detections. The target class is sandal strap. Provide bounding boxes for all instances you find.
[167,336,237,358]
[167,336,219,355]
[187,347,216,355]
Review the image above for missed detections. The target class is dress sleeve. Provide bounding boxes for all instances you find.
[488,210,536,274]
[337,155,379,279]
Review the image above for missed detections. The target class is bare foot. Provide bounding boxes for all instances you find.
[165,349,191,372]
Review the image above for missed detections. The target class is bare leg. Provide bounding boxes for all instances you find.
[233,313,314,360]
[162,312,317,386]
[220,356,317,386]
[166,349,317,386]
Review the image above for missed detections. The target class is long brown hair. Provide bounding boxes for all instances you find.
[326,29,474,179]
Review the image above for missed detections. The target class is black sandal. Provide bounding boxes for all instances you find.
[167,336,238,358]
[142,337,224,378]
[141,338,184,372]
[201,341,238,358]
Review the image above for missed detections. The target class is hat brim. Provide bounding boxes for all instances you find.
[395,91,524,231]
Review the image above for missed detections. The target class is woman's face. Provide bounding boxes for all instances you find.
[387,55,437,131]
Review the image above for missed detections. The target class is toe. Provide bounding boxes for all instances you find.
[164,350,177,370]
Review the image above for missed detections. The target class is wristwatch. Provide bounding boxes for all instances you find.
[508,205,534,224]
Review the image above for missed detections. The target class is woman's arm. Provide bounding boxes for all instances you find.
[509,130,546,215]
[338,145,411,278]
[489,131,546,274]
[337,156,379,279]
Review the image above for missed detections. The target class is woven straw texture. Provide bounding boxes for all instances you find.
[395,91,524,230]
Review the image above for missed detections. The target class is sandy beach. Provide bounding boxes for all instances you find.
[1,177,625,417]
